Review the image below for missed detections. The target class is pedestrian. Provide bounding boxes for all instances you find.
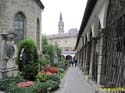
[68,59,72,67]
[74,59,77,67]
[71,60,74,67]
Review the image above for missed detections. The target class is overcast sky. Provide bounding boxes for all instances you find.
[41,0,87,35]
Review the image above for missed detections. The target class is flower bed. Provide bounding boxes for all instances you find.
[0,65,66,93]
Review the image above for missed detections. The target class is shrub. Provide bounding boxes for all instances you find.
[47,74,60,83]
[17,40,39,80]
[45,80,59,91]
[41,57,48,66]
[0,77,48,93]
[58,68,65,73]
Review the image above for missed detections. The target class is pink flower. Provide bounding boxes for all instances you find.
[46,71,53,76]
[17,81,34,88]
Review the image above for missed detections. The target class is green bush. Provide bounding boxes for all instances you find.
[17,40,39,80]
[0,77,26,93]
[58,59,68,70]
[41,57,48,66]
[15,81,47,93]
[45,80,59,91]
[58,68,65,73]
[47,74,60,83]
[0,77,48,93]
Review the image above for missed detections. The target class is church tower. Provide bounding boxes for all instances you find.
[58,12,64,34]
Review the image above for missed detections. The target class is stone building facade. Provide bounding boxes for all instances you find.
[0,0,44,50]
[47,29,78,51]
[75,0,125,93]
[46,13,78,59]
[0,0,44,79]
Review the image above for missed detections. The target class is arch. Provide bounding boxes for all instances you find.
[84,35,88,44]
[82,36,84,45]
[61,55,65,59]
[89,29,93,41]
[66,55,72,63]
[93,17,101,37]
[14,12,26,44]
[102,0,110,28]
[36,18,40,49]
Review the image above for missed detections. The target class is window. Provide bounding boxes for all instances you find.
[14,12,25,44]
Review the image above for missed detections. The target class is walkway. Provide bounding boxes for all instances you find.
[54,67,96,93]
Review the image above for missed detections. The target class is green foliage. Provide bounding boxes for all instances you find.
[0,77,26,93]
[58,59,68,70]
[45,80,59,91]
[55,45,61,60]
[58,68,65,73]
[60,72,65,78]
[48,44,55,65]
[36,73,47,81]
[17,40,39,80]
[0,77,48,93]
[58,59,66,65]
[42,36,62,66]
[47,74,60,83]
[15,81,47,93]
[40,57,48,66]
[42,36,49,54]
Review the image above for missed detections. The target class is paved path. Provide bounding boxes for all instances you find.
[53,67,96,93]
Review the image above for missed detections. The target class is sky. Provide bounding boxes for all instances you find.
[41,0,87,35]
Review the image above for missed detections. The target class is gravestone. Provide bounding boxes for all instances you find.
[54,52,58,64]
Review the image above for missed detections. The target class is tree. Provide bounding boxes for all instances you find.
[42,36,49,54]
[41,36,61,65]
[17,40,39,80]
[55,44,61,60]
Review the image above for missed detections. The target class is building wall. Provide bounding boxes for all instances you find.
[0,0,43,51]
[75,0,110,92]
[48,36,77,51]
[76,0,125,92]
[0,0,44,79]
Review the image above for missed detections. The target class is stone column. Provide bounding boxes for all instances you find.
[82,45,86,72]
[89,38,97,79]
[84,43,89,75]
[81,46,84,71]
[97,29,106,85]
[79,49,82,69]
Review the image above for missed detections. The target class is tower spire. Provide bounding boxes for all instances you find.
[58,12,64,34]
[60,12,63,20]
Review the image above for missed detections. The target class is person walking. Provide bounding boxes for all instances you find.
[71,59,74,67]
[74,58,77,67]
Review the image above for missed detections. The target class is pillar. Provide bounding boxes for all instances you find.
[97,29,106,85]
[89,38,97,80]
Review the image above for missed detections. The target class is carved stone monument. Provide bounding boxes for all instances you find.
[0,32,18,79]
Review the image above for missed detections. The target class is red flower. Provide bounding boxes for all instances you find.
[17,81,34,88]
[48,67,58,73]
